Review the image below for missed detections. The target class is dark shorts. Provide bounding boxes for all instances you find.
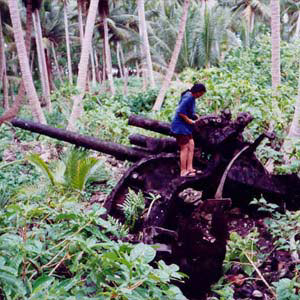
[175,134,192,146]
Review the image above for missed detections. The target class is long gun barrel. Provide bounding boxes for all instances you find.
[11,118,149,162]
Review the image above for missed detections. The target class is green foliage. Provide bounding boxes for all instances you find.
[179,35,299,134]
[27,147,108,194]
[119,189,145,230]
[210,277,235,300]
[27,153,56,186]
[250,196,280,214]
[63,148,103,191]
[264,210,300,253]
[272,278,300,300]
[128,88,159,114]
[0,200,185,299]
[225,230,260,276]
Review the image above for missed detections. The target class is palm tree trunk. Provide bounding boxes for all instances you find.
[78,0,84,46]
[67,0,99,131]
[94,51,100,82]
[271,0,281,93]
[295,12,300,40]
[32,10,51,111]
[32,11,45,93]
[102,46,106,82]
[90,47,96,87]
[2,68,9,110]
[282,49,300,157]
[7,0,46,124]
[0,0,33,124]
[138,21,147,91]
[51,42,63,84]
[116,42,124,79]
[36,11,51,111]
[137,0,155,88]
[153,0,190,111]
[0,13,8,110]
[103,16,115,95]
[63,0,73,84]
[0,13,4,84]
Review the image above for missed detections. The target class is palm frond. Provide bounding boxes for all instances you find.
[63,148,104,191]
[27,153,55,186]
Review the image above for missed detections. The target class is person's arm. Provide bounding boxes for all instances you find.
[179,113,196,125]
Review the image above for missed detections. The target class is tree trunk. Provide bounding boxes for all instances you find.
[33,10,51,111]
[2,69,9,110]
[78,0,84,46]
[138,11,147,91]
[37,11,51,111]
[282,58,300,157]
[64,0,73,84]
[103,16,115,95]
[0,0,34,124]
[271,0,281,93]
[51,42,63,84]
[116,42,124,79]
[295,12,300,40]
[0,13,4,84]
[45,48,54,91]
[0,13,9,110]
[7,0,46,124]
[137,0,155,88]
[94,51,100,82]
[32,11,46,94]
[153,0,190,111]
[67,0,100,131]
[90,47,96,87]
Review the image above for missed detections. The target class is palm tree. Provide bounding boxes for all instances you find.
[0,0,41,124]
[99,0,115,95]
[0,10,4,86]
[67,0,99,131]
[137,0,155,88]
[32,0,52,111]
[152,0,190,111]
[231,0,270,47]
[61,0,73,84]
[283,68,300,155]
[7,0,46,124]
[0,12,8,110]
[271,0,281,93]
[281,0,300,41]
[39,1,66,88]
[78,0,84,45]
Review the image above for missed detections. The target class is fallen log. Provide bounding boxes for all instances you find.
[10,118,149,162]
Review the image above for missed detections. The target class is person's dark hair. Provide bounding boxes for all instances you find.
[181,83,206,97]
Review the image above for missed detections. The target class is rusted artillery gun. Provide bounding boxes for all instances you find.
[10,111,300,299]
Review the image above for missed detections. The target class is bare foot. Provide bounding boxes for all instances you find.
[181,171,196,177]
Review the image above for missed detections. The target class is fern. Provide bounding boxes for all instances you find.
[107,215,129,238]
[119,189,145,229]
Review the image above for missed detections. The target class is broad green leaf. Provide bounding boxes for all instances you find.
[130,243,156,263]
[32,275,55,294]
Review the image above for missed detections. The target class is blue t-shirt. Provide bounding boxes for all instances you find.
[171,91,195,135]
